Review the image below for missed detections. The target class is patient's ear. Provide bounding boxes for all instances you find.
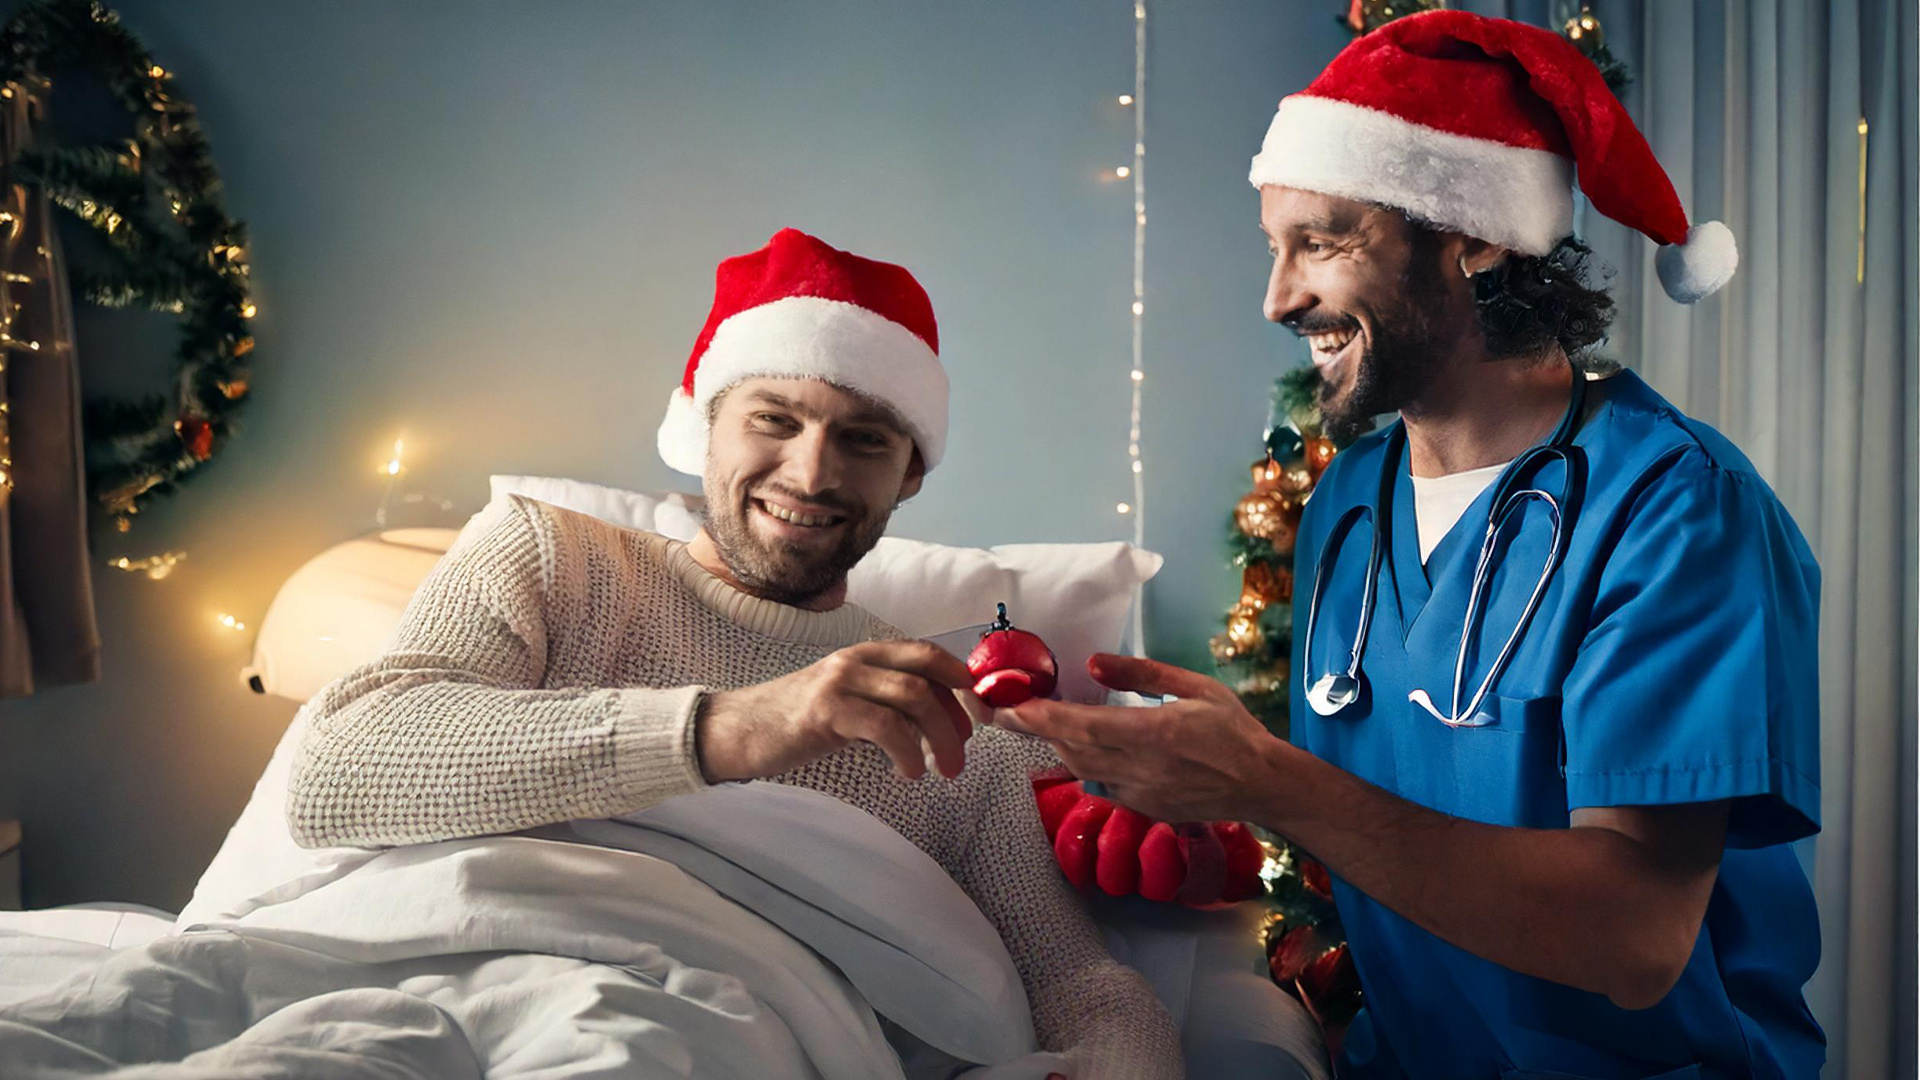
[896,448,926,504]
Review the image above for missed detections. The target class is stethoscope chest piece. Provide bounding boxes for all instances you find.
[1307,671,1363,716]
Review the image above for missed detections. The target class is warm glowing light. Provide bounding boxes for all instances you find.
[1130,301,1143,315]
[1116,502,1132,514]
[1114,166,1131,179]
[1117,94,1134,105]
[1130,369,1144,381]
[218,613,246,631]
[149,66,167,78]
[240,302,258,318]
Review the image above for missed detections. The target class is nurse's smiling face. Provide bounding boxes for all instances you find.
[1258,185,1481,441]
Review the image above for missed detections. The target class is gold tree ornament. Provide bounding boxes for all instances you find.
[1235,490,1284,540]
[1562,6,1603,53]
[1251,456,1283,494]
[1225,601,1266,653]
[1242,561,1294,607]
[1340,0,1446,35]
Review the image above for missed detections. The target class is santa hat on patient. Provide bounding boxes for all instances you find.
[657,228,947,475]
[1249,9,1736,303]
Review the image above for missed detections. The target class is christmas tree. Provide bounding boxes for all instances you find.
[1211,366,1364,1043]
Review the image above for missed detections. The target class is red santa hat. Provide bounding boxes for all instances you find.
[1249,9,1736,303]
[657,228,947,475]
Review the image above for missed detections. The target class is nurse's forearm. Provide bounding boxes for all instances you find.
[1252,739,1726,1011]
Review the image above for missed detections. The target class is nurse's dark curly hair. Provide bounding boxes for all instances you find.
[1468,236,1617,365]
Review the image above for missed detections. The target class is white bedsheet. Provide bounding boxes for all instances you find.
[0,784,1066,1080]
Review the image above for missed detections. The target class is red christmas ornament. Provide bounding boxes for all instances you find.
[175,415,213,461]
[1301,854,1335,900]
[967,603,1058,707]
[1271,923,1363,1028]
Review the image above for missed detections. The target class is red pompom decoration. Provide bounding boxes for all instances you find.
[1095,805,1152,897]
[967,602,1058,707]
[1030,776,1266,907]
[1053,796,1113,889]
[1215,821,1269,903]
[1137,821,1184,902]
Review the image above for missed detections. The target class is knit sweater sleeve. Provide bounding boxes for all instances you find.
[286,496,707,848]
[954,742,1185,1079]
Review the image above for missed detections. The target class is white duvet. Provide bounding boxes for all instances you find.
[0,782,1066,1080]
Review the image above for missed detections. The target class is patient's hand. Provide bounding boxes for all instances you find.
[697,640,975,783]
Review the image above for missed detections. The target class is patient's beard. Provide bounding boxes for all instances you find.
[702,477,891,608]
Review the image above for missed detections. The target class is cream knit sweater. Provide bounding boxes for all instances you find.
[288,495,1182,1077]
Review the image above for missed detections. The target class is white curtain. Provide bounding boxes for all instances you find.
[1465,1,1917,1074]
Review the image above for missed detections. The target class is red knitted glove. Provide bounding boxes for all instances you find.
[1031,773,1264,906]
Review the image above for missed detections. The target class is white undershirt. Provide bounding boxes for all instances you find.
[1410,460,1511,563]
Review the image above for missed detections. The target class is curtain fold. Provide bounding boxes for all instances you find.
[0,79,97,699]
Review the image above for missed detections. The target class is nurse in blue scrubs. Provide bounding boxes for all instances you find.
[1011,12,1823,1079]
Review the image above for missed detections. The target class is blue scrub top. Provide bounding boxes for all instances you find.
[1290,371,1824,1080]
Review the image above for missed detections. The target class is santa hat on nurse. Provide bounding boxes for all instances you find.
[658,228,947,475]
[1249,9,1736,303]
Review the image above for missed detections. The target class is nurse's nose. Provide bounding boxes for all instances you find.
[1264,254,1318,325]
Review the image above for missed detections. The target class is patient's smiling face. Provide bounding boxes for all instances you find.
[697,377,924,610]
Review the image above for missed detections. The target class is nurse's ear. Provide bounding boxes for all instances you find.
[1456,239,1510,280]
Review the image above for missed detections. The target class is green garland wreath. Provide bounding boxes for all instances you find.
[0,0,254,530]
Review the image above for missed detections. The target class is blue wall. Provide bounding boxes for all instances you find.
[0,0,1349,907]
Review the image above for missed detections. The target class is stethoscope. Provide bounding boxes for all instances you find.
[1302,369,1589,726]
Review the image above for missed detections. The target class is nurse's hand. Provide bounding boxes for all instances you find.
[1010,654,1280,825]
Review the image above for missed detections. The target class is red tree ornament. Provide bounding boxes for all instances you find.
[175,415,213,461]
[967,602,1058,707]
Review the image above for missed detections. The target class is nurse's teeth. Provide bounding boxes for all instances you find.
[1309,329,1356,356]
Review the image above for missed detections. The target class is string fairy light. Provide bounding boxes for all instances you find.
[1119,0,1147,550]
[108,550,186,580]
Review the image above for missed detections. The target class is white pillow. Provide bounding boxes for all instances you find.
[483,476,1161,703]
[484,475,706,542]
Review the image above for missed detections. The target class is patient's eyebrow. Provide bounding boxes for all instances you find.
[743,389,801,411]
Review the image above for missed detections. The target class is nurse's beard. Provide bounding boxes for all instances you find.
[1318,258,1454,443]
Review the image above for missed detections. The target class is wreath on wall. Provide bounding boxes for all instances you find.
[0,0,254,530]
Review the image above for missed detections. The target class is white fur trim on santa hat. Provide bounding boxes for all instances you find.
[655,295,949,476]
[1654,220,1738,304]
[656,387,709,475]
[1249,95,1575,257]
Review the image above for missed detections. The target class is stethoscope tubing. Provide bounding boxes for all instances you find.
[1302,368,1590,725]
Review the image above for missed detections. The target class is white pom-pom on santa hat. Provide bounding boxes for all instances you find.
[1655,221,1739,305]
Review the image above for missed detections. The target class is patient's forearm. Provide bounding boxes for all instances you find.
[284,497,710,849]
[287,670,708,847]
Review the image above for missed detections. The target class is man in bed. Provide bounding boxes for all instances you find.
[286,227,1183,1080]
